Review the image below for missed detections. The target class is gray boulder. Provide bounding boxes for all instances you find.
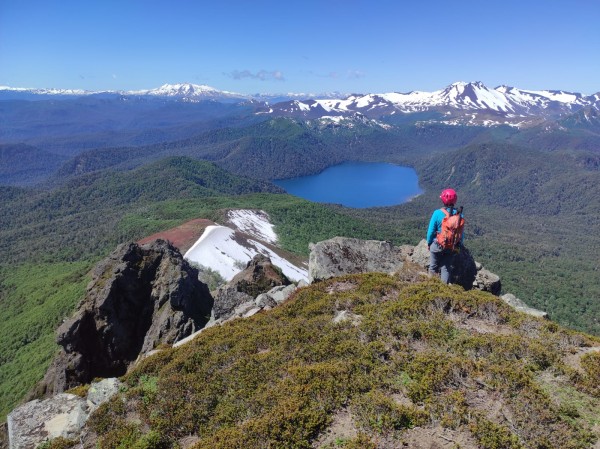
[37,240,213,396]
[86,378,122,413]
[268,284,297,304]
[255,284,297,309]
[7,394,87,449]
[474,268,502,295]
[308,237,410,282]
[409,239,431,268]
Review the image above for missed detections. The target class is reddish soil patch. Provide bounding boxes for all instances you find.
[138,218,215,254]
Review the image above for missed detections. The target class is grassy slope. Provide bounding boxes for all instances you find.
[0,262,89,418]
[87,273,600,449]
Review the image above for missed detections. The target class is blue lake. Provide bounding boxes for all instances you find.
[273,162,422,208]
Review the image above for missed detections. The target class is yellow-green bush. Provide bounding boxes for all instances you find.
[351,390,427,435]
[36,437,77,449]
[580,351,600,397]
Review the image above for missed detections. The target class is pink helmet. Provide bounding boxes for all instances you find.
[440,188,457,206]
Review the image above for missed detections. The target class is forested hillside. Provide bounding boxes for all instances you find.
[49,118,501,185]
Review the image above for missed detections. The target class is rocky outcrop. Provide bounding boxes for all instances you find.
[474,268,502,295]
[174,283,300,349]
[8,394,87,449]
[212,254,291,320]
[309,237,477,291]
[38,240,213,395]
[8,378,122,449]
[309,236,545,317]
[230,253,292,297]
[308,237,412,283]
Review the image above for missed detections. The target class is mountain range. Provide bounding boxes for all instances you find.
[2,81,599,127]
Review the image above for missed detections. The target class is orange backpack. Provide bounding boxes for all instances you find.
[436,207,465,251]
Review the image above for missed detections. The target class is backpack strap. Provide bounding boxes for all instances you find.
[440,207,451,217]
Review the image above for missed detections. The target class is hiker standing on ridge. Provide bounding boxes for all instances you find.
[427,188,465,284]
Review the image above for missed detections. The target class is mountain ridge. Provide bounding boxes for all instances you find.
[2,81,598,128]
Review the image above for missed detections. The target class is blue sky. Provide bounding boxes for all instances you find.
[1,0,599,94]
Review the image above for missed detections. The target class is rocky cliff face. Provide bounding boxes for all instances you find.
[37,240,213,395]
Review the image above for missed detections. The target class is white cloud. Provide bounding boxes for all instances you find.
[347,70,365,79]
[228,69,285,81]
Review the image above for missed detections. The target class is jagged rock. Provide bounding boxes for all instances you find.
[409,240,479,291]
[212,288,255,320]
[7,394,88,449]
[213,255,290,320]
[474,268,502,295]
[175,283,299,348]
[38,240,213,395]
[501,294,548,318]
[229,254,291,297]
[308,237,411,282]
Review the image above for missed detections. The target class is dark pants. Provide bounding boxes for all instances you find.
[429,241,454,284]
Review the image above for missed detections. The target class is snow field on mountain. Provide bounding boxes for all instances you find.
[183,210,308,283]
[226,209,277,245]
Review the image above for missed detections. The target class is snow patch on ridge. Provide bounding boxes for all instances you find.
[184,210,307,283]
[226,210,277,244]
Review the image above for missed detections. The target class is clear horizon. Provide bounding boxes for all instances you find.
[1,0,599,95]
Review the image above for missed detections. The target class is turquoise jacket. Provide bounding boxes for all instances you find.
[427,207,464,246]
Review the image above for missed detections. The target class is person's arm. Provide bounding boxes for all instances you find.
[426,210,439,247]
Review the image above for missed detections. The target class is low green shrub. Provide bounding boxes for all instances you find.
[351,390,427,435]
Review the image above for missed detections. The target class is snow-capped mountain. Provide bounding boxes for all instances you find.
[261,82,600,127]
[128,83,250,102]
[1,81,599,127]
[0,83,250,103]
[0,83,338,104]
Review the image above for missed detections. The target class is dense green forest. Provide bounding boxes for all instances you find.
[53,118,498,183]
